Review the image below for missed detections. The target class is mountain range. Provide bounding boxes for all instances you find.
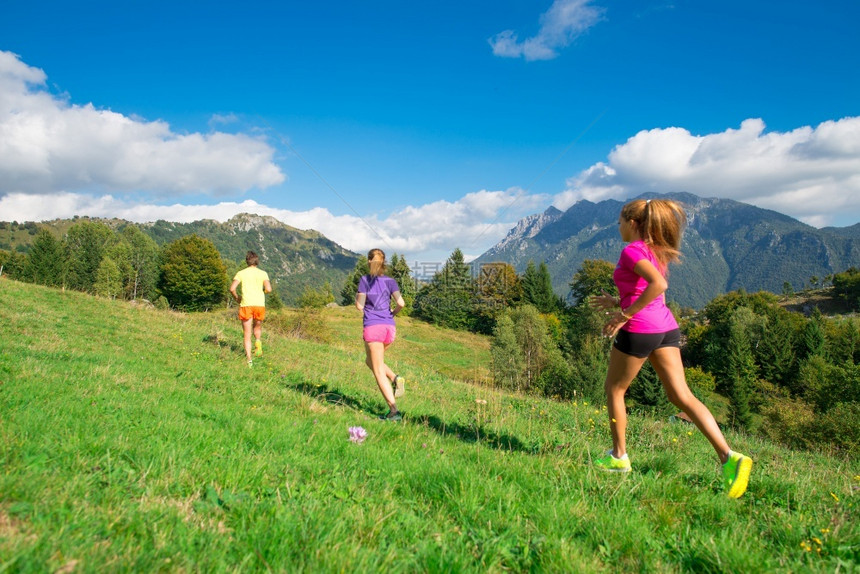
[3,193,859,309]
[474,192,860,309]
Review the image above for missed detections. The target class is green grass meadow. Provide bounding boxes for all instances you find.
[0,278,858,572]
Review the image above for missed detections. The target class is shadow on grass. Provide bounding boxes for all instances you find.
[279,373,534,453]
[418,414,534,454]
[202,334,243,354]
[281,374,372,414]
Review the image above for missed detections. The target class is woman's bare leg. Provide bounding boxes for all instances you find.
[649,346,730,463]
[365,341,396,409]
[241,318,254,361]
[604,347,648,458]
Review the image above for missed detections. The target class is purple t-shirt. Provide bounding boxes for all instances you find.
[358,274,401,327]
[613,240,679,334]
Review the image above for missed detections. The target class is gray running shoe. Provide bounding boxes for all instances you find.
[393,375,406,398]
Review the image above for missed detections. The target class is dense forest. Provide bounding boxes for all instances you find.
[2,220,859,457]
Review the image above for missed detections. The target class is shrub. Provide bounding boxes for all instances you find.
[299,282,335,308]
[268,309,332,344]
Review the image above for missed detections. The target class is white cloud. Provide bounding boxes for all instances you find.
[0,187,543,263]
[489,0,605,61]
[556,117,860,227]
[0,51,284,196]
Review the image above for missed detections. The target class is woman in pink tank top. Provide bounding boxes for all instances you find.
[589,198,753,498]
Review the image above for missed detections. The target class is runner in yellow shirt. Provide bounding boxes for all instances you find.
[229,251,272,367]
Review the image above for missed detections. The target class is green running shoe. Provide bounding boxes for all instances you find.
[380,409,402,422]
[723,451,753,499]
[594,450,631,473]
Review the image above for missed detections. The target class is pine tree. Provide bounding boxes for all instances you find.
[521,261,540,307]
[64,221,113,293]
[726,314,757,430]
[388,253,416,314]
[0,250,27,280]
[340,256,369,305]
[412,248,475,330]
[65,221,113,292]
[756,313,796,388]
[24,229,66,287]
[798,308,827,361]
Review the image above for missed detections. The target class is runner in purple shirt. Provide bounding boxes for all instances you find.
[355,248,407,421]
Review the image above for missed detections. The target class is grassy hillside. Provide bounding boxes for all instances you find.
[0,278,857,572]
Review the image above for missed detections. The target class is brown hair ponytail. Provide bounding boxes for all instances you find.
[367,248,386,277]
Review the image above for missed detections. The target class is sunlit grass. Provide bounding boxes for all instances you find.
[0,278,857,572]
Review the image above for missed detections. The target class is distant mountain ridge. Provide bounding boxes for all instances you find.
[475,192,860,309]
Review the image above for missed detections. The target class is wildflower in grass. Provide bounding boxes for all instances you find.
[348,426,367,444]
[830,492,839,502]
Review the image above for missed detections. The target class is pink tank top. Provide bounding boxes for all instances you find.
[613,241,679,334]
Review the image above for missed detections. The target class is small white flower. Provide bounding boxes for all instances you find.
[348,426,367,444]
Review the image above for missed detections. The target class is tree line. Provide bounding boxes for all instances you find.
[0,221,285,312]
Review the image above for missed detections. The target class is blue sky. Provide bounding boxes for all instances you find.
[2,0,859,264]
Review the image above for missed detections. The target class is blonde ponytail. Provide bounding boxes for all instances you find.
[620,198,687,268]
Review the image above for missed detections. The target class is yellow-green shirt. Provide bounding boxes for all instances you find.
[233,266,269,307]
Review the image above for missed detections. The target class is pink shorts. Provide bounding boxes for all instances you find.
[363,324,396,345]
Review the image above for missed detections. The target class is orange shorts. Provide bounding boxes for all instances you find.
[238,306,266,321]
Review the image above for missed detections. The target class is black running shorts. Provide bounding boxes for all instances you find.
[613,328,681,358]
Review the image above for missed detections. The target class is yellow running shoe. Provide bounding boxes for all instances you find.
[254,339,263,357]
[594,450,631,473]
[723,451,753,498]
